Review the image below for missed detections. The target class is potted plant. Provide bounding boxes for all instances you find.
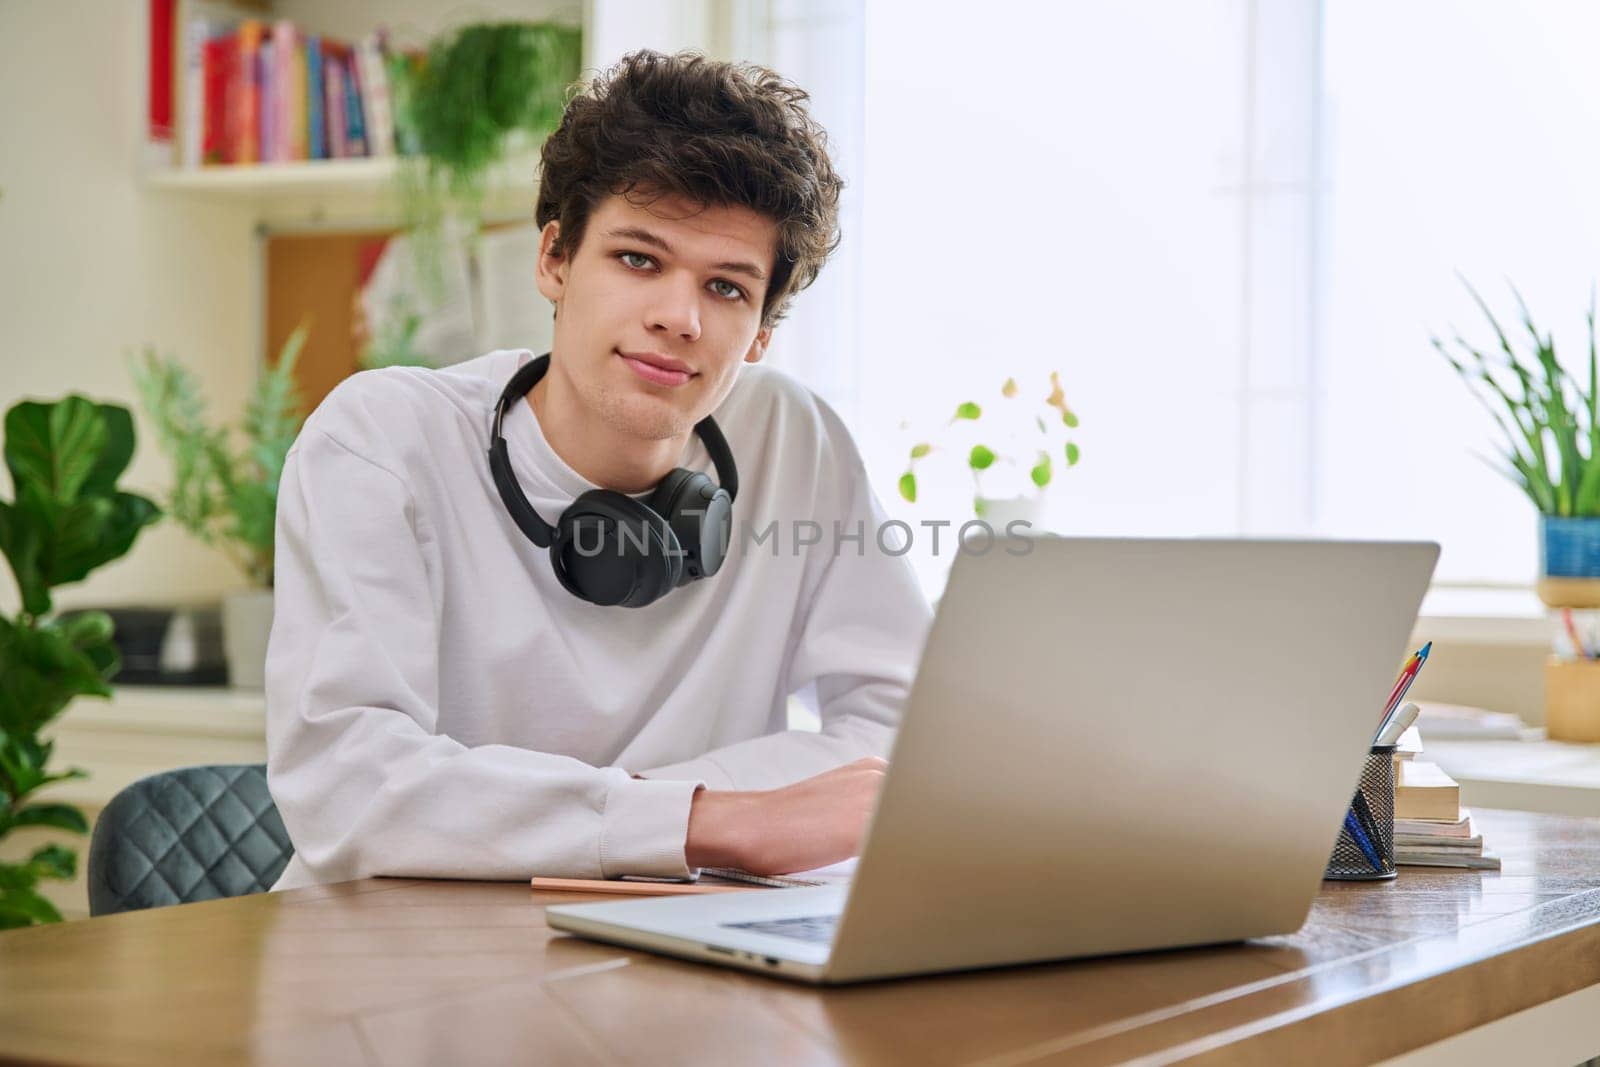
[397,20,582,293]
[0,396,161,927]
[128,326,308,687]
[1434,279,1600,607]
[897,372,1083,530]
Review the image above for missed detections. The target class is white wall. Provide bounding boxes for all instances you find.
[0,0,260,615]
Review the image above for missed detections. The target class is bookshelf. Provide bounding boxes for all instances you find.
[143,0,577,221]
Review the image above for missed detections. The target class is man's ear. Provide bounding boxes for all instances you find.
[744,327,771,364]
[535,221,567,305]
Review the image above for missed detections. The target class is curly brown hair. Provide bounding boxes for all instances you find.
[535,49,843,329]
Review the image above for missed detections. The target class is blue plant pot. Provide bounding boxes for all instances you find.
[1540,515,1600,579]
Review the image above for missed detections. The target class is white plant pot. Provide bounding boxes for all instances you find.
[978,494,1045,535]
[222,588,275,690]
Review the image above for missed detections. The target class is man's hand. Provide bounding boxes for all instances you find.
[683,757,888,875]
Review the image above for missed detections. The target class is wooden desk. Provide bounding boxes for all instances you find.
[2,809,1599,1066]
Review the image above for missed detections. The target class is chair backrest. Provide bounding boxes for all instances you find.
[87,763,294,916]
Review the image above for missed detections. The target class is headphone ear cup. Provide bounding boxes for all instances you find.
[551,491,684,608]
[647,469,732,584]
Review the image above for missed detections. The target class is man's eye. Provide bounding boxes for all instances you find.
[619,252,655,270]
[709,279,745,301]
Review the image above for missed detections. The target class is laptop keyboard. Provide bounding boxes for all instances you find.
[724,914,838,944]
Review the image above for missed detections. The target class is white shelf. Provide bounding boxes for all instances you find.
[145,157,407,198]
[142,153,542,223]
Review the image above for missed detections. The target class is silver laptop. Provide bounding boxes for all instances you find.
[547,537,1439,984]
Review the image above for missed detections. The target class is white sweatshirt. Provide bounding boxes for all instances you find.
[265,349,931,889]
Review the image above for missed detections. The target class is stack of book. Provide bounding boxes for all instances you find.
[1391,726,1501,870]
[151,0,423,169]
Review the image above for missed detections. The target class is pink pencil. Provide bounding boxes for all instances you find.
[1376,642,1431,731]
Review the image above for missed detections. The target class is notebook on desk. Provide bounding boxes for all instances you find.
[547,538,1440,984]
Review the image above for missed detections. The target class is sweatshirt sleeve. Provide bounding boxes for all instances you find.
[265,423,703,884]
[638,404,933,791]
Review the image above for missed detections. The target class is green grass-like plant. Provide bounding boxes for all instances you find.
[1434,278,1600,517]
[128,326,308,588]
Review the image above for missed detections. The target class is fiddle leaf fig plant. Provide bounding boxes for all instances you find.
[0,396,160,928]
[899,373,1082,516]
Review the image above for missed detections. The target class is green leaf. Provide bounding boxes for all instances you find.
[79,405,137,499]
[0,497,44,616]
[4,397,107,507]
[1062,409,1080,429]
[953,402,982,421]
[26,844,76,881]
[0,614,116,739]
[909,443,931,460]
[11,804,88,835]
[1035,416,1047,434]
[0,883,61,928]
[898,472,917,503]
[1066,442,1081,466]
[1030,453,1053,488]
[47,491,161,591]
[1,397,161,615]
[968,445,996,471]
[973,497,988,518]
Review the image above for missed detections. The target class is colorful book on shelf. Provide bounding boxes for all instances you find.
[270,21,295,162]
[323,46,349,158]
[180,15,212,167]
[356,31,396,158]
[147,0,176,165]
[306,34,325,160]
[344,51,368,157]
[258,37,274,164]
[291,34,309,159]
[228,20,261,164]
[200,34,231,164]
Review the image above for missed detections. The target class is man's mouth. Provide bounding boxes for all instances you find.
[617,349,696,388]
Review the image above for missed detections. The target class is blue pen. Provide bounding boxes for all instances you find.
[1344,810,1386,873]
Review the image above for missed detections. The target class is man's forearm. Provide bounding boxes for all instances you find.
[673,758,887,876]
[683,788,761,869]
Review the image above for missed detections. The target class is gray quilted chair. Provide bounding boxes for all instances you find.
[87,763,295,916]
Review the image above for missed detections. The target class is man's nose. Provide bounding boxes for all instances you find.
[646,274,702,341]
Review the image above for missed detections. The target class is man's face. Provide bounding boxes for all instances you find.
[535,192,776,442]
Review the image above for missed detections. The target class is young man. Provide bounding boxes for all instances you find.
[265,51,930,889]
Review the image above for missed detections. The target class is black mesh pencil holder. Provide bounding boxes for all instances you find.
[1324,744,1397,881]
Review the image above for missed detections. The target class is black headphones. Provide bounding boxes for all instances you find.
[487,354,738,608]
